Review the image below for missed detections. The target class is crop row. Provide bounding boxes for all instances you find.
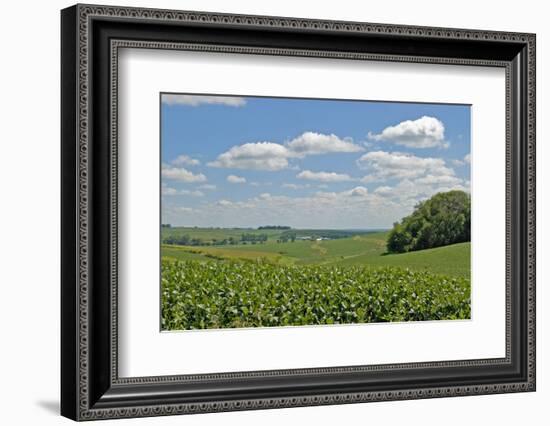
[161,260,471,330]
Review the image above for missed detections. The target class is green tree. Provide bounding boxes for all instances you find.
[386,223,412,253]
[387,190,470,253]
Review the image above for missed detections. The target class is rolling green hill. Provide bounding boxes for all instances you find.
[332,241,470,278]
[161,228,471,330]
[161,231,470,278]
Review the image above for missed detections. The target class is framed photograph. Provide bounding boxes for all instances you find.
[61,4,536,421]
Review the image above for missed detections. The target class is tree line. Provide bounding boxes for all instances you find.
[163,233,269,246]
[258,225,291,230]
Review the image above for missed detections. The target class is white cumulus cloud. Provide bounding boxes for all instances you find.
[227,174,247,184]
[451,153,471,167]
[349,186,369,197]
[208,142,290,171]
[287,132,363,156]
[161,185,178,196]
[282,183,310,190]
[167,185,400,229]
[368,116,448,149]
[357,151,454,182]
[161,164,207,183]
[413,174,463,186]
[198,184,216,190]
[373,178,469,208]
[208,132,363,171]
[161,183,204,197]
[172,154,200,166]
[297,170,354,182]
[176,207,193,212]
[373,186,393,197]
[162,94,246,107]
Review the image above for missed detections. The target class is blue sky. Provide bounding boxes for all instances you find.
[161,94,471,229]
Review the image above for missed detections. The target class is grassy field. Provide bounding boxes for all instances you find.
[161,227,471,330]
[161,226,380,244]
[161,230,470,278]
[334,240,471,278]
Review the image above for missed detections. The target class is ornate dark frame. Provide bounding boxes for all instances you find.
[61,3,536,421]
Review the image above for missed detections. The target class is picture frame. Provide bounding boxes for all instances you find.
[61,3,536,421]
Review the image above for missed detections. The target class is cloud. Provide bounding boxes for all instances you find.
[349,186,369,197]
[182,190,204,197]
[368,116,448,149]
[282,183,310,190]
[161,164,207,183]
[373,186,393,197]
[177,207,193,212]
[297,170,354,182]
[360,151,469,209]
[208,132,363,171]
[227,174,247,184]
[282,183,300,190]
[373,178,469,208]
[161,185,178,196]
[357,151,454,182]
[163,166,469,230]
[162,94,246,107]
[451,153,471,167]
[208,142,290,171]
[198,184,217,190]
[286,132,363,156]
[161,184,204,197]
[172,155,200,166]
[215,199,256,209]
[166,185,400,229]
[413,174,463,186]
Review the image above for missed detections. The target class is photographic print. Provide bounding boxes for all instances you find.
[61,7,535,418]
[160,93,472,331]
